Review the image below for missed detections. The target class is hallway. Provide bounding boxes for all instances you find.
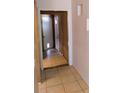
[39,66,88,93]
[34,0,89,93]
[43,49,68,68]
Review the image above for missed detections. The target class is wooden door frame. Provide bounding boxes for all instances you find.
[40,10,69,61]
[34,0,42,93]
[40,11,67,15]
[34,0,41,83]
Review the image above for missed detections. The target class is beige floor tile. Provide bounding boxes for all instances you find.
[77,79,88,90]
[58,65,70,71]
[63,81,82,93]
[46,76,62,87]
[41,65,89,93]
[70,66,82,80]
[58,66,76,83]
[46,73,59,79]
[40,82,46,89]
[84,89,89,93]
[72,90,84,93]
[59,69,73,77]
[70,66,79,73]
[58,66,73,76]
[61,74,76,83]
[65,90,84,93]
[45,68,59,78]
[72,71,82,80]
[45,67,58,73]
[39,88,47,93]
[47,85,65,93]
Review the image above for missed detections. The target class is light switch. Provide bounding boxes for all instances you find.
[77,4,82,16]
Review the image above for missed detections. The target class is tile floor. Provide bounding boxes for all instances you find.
[39,66,88,93]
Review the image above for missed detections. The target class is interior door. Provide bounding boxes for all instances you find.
[62,12,68,61]
[59,12,68,61]
[42,15,54,50]
[59,15,64,54]
[54,15,60,51]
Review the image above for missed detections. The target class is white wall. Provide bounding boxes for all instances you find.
[40,0,73,65]
[72,0,89,85]
[40,0,70,10]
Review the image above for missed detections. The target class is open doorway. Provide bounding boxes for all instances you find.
[41,14,55,58]
[41,11,68,68]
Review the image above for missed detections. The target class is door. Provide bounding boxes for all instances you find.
[54,15,60,51]
[59,12,68,61]
[42,15,54,50]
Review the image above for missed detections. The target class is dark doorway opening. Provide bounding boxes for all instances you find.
[41,14,55,58]
[41,11,69,67]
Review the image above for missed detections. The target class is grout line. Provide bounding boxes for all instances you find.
[76,80,85,92]
[45,67,64,93]
[46,83,63,88]
[71,67,84,92]
[71,67,89,93]
[44,69,47,93]
[57,67,66,93]
[60,66,84,93]
[71,66,89,86]
[45,65,87,93]
[69,66,87,93]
